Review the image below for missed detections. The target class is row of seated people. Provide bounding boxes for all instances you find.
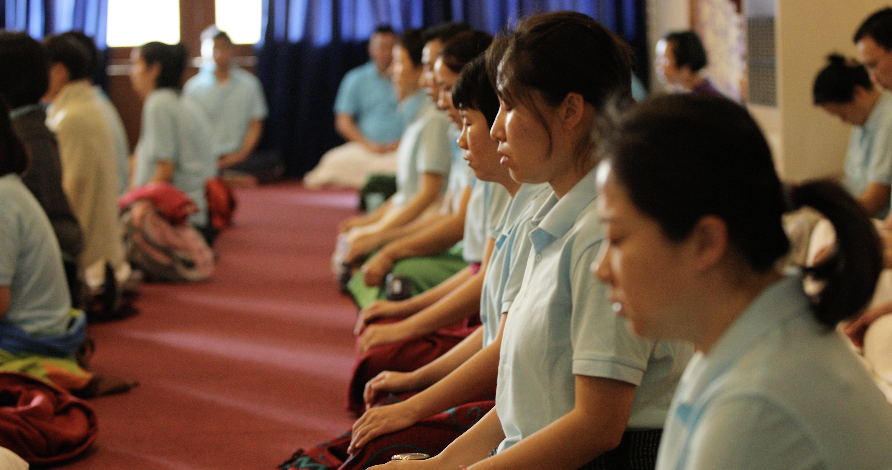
[283,10,892,470]
[0,24,265,456]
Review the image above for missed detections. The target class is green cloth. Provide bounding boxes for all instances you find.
[0,349,92,391]
[348,242,467,309]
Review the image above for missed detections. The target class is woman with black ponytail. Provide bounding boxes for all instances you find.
[129,41,217,237]
[814,53,892,217]
[594,93,892,469]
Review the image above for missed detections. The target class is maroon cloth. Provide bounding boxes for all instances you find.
[0,372,98,465]
[206,177,237,230]
[347,319,479,415]
[279,400,495,470]
[118,181,197,225]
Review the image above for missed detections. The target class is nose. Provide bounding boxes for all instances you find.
[458,122,469,151]
[490,106,506,142]
[592,242,612,284]
[437,89,449,111]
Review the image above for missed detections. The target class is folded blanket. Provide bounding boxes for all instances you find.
[0,372,97,465]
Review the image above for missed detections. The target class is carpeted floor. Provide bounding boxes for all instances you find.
[60,182,360,470]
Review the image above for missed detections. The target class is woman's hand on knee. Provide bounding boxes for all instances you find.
[349,401,422,454]
[359,322,414,354]
[363,370,419,406]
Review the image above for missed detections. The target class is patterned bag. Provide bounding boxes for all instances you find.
[121,199,214,282]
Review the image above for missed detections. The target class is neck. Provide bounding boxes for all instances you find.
[693,269,783,354]
[679,71,705,91]
[863,89,883,120]
[501,177,522,197]
[214,65,230,81]
[551,160,594,199]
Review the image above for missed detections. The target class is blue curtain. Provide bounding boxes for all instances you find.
[2,0,108,44]
[2,0,110,87]
[258,0,645,177]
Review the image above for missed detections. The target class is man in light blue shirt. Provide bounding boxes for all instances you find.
[184,26,269,177]
[303,26,407,188]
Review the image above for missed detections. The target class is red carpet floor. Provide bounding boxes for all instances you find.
[60,182,360,469]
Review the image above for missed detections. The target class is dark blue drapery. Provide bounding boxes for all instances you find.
[2,0,108,44]
[257,0,646,177]
[2,0,645,178]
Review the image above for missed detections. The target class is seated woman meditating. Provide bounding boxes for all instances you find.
[594,93,892,469]
[814,53,892,218]
[334,30,454,283]
[370,12,692,470]
[280,53,549,470]
[348,30,507,311]
[0,100,92,393]
[129,41,217,240]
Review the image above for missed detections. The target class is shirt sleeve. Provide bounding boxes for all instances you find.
[684,396,821,470]
[0,199,19,286]
[866,118,892,185]
[334,68,360,116]
[570,239,654,385]
[248,75,268,120]
[141,96,179,164]
[414,113,453,176]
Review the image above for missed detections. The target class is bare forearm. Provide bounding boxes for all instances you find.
[412,328,484,387]
[220,120,264,168]
[435,408,506,467]
[404,333,500,420]
[397,266,475,312]
[400,271,483,338]
[470,377,634,470]
[385,211,466,261]
[335,114,369,144]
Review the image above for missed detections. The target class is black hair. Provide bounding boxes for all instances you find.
[139,41,189,91]
[59,31,100,78]
[855,7,892,49]
[43,34,91,81]
[398,29,426,67]
[374,25,396,36]
[604,93,882,326]
[0,99,29,177]
[486,11,633,167]
[201,25,232,43]
[440,30,493,74]
[813,54,874,105]
[422,22,471,45]
[0,31,49,109]
[663,31,708,73]
[452,55,499,126]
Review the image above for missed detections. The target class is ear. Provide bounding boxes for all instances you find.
[49,62,70,84]
[687,215,729,272]
[558,92,586,130]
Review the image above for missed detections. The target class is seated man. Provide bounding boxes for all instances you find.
[304,25,408,189]
[60,31,132,196]
[43,34,130,296]
[184,26,272,184]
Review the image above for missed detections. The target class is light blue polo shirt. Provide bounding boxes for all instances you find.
[656,274,892,470]
[496,168,693,453]
[462,180,510,264]
[479,182,551,346]
[184,66,269,157]
[0,174,71,337]
[133,89,217,226]
[843,91,892,218]
[392,95,453,208]
[334,61,404,144]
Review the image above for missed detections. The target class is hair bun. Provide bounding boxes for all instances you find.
[827,53,847,67]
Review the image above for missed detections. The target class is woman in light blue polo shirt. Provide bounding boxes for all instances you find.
[595,93,892,469]
[370,12,692,470]
[814,54,892,218]
[130,41,217,232]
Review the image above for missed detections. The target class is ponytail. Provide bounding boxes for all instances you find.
[792,181,883,326]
